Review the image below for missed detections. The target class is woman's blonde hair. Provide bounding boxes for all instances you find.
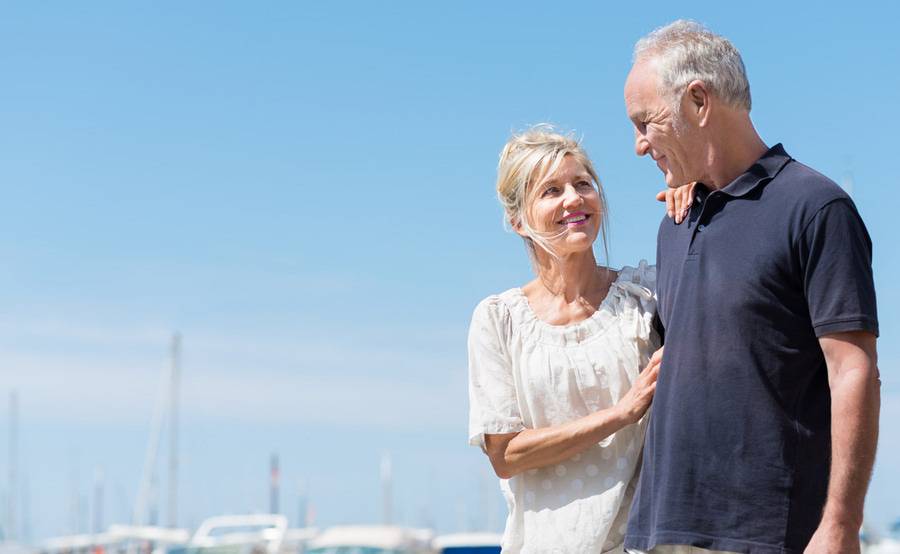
[496,124,608,263]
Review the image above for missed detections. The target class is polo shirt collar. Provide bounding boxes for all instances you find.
[717,143,792,197]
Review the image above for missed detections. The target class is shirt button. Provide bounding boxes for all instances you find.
[698,224,706,232]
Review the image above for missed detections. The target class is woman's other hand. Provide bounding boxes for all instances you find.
[656,183,697,224]
[616,347,663,424]
[484,349,664,478]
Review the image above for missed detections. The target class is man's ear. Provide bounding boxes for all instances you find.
[685,80,711,127]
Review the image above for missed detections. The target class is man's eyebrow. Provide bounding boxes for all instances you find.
[629,109,648,122]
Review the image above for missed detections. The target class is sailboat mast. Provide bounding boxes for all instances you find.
[8,391,18,542]
[270,454,280,514]
[380,451,392,526]
[168,333,181,528]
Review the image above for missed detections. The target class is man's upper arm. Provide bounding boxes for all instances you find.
[800,198,878,338]
[818,331,878,385]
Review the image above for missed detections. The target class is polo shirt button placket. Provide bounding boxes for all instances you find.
[688,213,706,254]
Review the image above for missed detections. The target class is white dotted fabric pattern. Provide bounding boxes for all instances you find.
[467,262,660,553]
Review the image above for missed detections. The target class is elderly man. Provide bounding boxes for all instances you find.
[622,21,880,554]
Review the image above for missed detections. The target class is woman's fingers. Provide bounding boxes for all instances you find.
[672,189,683,224]
[657,189,675,219]
[659,182,700,224]
[660,186,696,224]
[642,348,663,373]
[622,363,661,423]
[635,366,659,395]
[624,349,665,422]
[674,185,694,224]
[644,363,660,384]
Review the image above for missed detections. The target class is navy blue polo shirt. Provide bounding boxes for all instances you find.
[625,144,878,554]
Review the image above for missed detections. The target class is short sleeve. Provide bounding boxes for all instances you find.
[636,259,657,299]
[467,297,524,449]
[635,261,663,343]
[799,198,879,337]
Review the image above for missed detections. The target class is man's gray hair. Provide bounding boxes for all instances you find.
[634,20,751,111]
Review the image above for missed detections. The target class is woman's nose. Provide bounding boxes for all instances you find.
[562,185,583,208]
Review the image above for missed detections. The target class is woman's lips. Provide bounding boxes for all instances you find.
[559,213,591,226]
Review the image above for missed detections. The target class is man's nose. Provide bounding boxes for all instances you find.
[635,131,650,157]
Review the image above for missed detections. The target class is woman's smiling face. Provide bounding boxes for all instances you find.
[520,154,602,257]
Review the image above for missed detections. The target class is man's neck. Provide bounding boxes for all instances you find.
[705,115,769,190]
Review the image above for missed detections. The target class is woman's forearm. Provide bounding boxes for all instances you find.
[485,348,661,479]
[487,406,629,479]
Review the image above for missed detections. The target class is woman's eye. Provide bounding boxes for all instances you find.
[541,187,560,197]
[576,181,593,189]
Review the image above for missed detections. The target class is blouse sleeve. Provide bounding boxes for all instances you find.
[467,296,524,450]
[636,259,657,299]
[627,260,661,358]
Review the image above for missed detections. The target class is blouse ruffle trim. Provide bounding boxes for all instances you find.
[497,260,656,347]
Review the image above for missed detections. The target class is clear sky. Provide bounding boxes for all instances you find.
[1,0,898,542]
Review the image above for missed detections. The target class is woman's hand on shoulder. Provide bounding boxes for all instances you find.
[615,347,663,425]
[656,183,697,224]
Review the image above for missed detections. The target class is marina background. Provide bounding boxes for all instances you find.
[0,0,898,545]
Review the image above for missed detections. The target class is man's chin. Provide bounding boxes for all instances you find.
[665,174,693,188]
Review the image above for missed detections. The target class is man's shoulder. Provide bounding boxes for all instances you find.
[763,158,860,233]
[770,158,851,210]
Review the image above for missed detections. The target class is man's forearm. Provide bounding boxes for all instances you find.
[820,363,880,528]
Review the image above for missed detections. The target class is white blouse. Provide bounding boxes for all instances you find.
[467,262,660,554]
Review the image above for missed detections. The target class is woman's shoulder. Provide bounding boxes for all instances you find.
[471,289,520,323]
[614,259,656,291]
[468,289,523,347]
[605,260,657,319]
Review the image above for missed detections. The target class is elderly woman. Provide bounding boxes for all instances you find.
[468,126,684,553]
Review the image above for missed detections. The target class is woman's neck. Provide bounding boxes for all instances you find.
[535,251,602,299]
[523,251,614,326]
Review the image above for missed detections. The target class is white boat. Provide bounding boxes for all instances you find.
[305,525,434,554]
[184,514,290,554]
[0,544,37,554]
[281,528,319,554]
[866,538,900,554]
[432,533,501,554]
[40,525,190,554]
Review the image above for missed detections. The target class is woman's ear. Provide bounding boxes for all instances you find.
[511,216,528,238]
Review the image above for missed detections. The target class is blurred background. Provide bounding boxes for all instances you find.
[0,0,897,550]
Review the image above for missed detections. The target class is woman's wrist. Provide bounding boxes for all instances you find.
[601,404,633,432]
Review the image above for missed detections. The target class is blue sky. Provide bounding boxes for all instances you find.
[0,0,898,541]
